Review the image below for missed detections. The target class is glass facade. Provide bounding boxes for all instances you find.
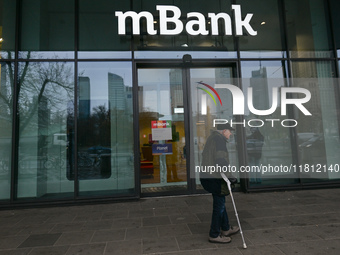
[1,0,340,206]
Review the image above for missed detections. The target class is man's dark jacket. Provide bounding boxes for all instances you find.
[200,130,230,195]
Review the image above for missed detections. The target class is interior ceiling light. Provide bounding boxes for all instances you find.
[0,38,3,42]
[181,44,188,47]
[261,22,266,25]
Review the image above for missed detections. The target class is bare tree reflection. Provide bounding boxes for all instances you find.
[17,54,73,134]
[2,52,75,194]
[1,52,74,135]
[76,104,111,180]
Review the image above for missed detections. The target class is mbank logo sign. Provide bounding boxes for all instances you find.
[115,5,257,36]
[198,83,312,128]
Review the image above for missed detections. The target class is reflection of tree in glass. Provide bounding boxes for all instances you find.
[12,52,74,134]
[0,64,14,122]
[78,104,133,148]
[80,105,111,147]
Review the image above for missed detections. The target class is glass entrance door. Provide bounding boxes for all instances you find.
[138,68,188,194]
[137,65,239,195]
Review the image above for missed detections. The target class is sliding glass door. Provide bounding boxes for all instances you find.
[138,68,188,194]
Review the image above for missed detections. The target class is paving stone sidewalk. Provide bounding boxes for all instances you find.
[0,188,340,255]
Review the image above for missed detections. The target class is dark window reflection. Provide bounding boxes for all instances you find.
[0,0,16,58]
[285,0,333,58]
[74,103,112,180]
[330,0,340,53]
[19,0,75,59]
[79,0,131,53]
[237,0,285,58]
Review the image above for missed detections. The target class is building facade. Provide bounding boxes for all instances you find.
[0,0,340,207]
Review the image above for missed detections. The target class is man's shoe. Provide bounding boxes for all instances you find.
[221,226,240,237]
[208,235,232,244]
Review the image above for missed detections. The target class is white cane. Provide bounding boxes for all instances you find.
[221,173,247,249]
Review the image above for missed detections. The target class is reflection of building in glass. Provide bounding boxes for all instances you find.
[215,68,232,84]
[37,95,50,131]
[126,86,133,113]
[250,67,269,111]
[169,69,182,112]
[108,72,133,113]
[108,73,126,111]
[78,76,90,120]
[108,72,133,148]
[215,68,233,119]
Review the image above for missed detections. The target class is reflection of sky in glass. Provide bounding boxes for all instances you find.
[138,69,173,118]
[78,62,132,111]
[191,69,216,79]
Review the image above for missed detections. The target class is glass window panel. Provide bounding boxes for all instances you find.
[77,62,135,197]
[132,0,235,56]
[77,52,132,60]
[291,61,340,182]
[0,62,13,200]
[19,0,75,59]
[237,0,286,58]
[241,61,299,187]
[17,62,75,200]
[78,0,131,58]
[285,0,333,58]
[0,0,16,59]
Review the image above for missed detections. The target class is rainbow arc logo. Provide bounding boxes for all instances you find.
[197,81,223,106]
